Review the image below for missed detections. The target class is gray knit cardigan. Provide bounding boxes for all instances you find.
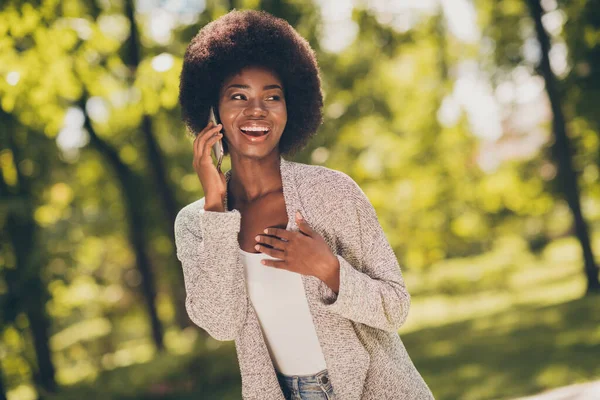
[174,156,435,399]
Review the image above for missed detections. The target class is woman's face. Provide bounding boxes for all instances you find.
[217,66,287,158]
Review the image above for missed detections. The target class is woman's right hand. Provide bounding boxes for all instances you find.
[193,121,226,208]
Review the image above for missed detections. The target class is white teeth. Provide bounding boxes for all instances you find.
[240,127,269,131]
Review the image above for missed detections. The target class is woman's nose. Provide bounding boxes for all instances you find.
[243,98,268,116]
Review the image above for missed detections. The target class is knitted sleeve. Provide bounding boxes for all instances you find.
[318,177,411,332]
[174,204,248,341]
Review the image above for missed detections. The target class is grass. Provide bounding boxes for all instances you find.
[46,338,242,400]
[403,295,600,400]
[398,234,600,399]
[40,235,600,400]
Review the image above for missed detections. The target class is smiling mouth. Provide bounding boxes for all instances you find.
[239,128,270,137]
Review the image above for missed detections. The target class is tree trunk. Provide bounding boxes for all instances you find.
[123,0,191,329]
[2,114,57,395]
[526,0,600,294]
[0,362,7,400]
[25,295,57,396]
[80,98,165,350]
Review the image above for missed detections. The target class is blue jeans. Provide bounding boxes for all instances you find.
[276,369,335,400]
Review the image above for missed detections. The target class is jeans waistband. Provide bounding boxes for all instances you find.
[276,368,330,387]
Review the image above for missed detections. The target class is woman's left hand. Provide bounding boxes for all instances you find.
[255,211,340,293]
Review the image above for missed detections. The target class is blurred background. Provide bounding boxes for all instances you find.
[1,0,599,399]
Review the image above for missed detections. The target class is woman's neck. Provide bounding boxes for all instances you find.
[228,153,283,205]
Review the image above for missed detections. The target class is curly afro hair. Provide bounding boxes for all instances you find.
[178,9,324,157]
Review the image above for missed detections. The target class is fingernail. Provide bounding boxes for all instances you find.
[296,211,302,220]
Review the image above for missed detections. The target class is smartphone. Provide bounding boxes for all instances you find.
[209,106,224,171]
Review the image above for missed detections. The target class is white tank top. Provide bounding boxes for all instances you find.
[239,248,328,375]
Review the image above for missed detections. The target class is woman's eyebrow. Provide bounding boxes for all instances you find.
[224,84,283,91]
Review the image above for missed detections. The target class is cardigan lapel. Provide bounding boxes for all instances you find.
[224,156,369,400]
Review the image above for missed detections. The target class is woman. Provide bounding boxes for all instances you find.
[175,9,434,400]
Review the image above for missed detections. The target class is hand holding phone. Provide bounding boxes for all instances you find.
[192,108,226,211]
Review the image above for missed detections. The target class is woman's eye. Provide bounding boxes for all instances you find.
[231,94,281,101]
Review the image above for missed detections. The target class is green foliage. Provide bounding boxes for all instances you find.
[1,0,599,399]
